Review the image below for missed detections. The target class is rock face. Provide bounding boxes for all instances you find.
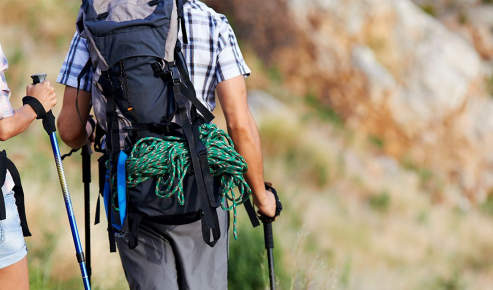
[205,0,493,203]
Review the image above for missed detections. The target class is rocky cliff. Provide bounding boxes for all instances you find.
[206,0,493,205]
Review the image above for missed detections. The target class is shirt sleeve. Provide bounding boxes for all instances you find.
[215,16,251,84]
[57,32,93,92]
[0,42,15,120]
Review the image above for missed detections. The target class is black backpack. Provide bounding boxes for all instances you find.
[76,0,259,251]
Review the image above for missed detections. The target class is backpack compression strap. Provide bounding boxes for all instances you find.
[169,64,221,247]
[174,42,214,123]
[99,71,119,253]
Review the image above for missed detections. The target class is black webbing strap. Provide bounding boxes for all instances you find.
[22,96,47,119]
[128,210,144,249]
[174,46,214,123]
[175,47,193,88]
[194,124,222,244]
[6,158,31,236]
[244,199,260,228]
[100,72,118,252]
[177,81,214,122]
[193,122,216,207]
[0,150,7,220]
[0,151,31,236]
[176,0,188,44]
[77,60,92,98]
[94,124,106,153]
[95,154,108,225]
[95,195,101,225]
[173,84,220,246]
[201,208,220,247]
[76,60,93,127]
[122,122,180,135]
[258,183,283,223]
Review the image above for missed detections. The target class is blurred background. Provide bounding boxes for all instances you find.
[2,0,493,289]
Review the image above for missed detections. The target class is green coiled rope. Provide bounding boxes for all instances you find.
[123,123,252,239]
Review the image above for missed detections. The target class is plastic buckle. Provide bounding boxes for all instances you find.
[149,122,166,134]
[197,148,208,158]
[152,60,173,82]
[169,65,181,85]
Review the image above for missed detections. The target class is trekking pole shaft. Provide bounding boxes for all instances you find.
[82,144,92,285]
[32,74,91,290]
[49,134,91,290]
[267,248,275,290]
[263,222,275,290]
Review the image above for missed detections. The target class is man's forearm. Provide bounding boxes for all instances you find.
[216,75,277,217]
[57,86,91,148]
[227,112,265,199]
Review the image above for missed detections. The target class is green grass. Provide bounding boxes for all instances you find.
[402,156,434,187]
[305,92,344,128]
[368,190,391,212]
[420,4,437,17]
[487,75,493,97]
[369,135,385,149]
[480,194,493,217]
[425,270,465,290]
[228,215,289,290]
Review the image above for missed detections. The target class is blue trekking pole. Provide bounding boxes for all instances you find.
[31,74,91,290]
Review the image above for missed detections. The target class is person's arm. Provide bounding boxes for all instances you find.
[216,75,277,218]
[0,81,57,141]
[57,86,92,148]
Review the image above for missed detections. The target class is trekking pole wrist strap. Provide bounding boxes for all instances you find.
[22,96,47,120]
[259,182,283,223]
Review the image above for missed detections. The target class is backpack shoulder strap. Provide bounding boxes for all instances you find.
[173,42,215,122]
[177,0,188,44]
[6,158,32,236]
[0,151,31,237]
[0,150,7,221]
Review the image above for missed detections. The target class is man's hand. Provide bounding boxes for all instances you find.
[254,189,278,220]
[26,81,57,112]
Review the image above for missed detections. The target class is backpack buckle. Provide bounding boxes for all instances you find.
[148,122,170,135]
[169,65,181,85]
[197,141,208,158]
[152,60,181,85]
[151,60,171,80]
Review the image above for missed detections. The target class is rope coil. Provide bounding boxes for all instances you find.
[121,123,251,239]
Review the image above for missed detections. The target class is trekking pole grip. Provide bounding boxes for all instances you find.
[30,74,56,134]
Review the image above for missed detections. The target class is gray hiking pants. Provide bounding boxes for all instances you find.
[116,209,229,290]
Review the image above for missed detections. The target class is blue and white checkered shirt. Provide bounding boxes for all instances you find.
[57,0,251,113]
[0,42,17,196]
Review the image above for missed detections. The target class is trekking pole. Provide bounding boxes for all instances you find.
[82,137,92,286]
[261,182,282,290]
[31,74,91,290]
[263,221,276,290]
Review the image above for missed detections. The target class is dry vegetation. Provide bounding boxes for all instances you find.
[2,1,493,289]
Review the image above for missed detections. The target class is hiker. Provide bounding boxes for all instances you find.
[57,0,279,289]
[0,42,57,290]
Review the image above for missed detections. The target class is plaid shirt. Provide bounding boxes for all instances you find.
[57,0,251,113]
[0,42,16,196]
